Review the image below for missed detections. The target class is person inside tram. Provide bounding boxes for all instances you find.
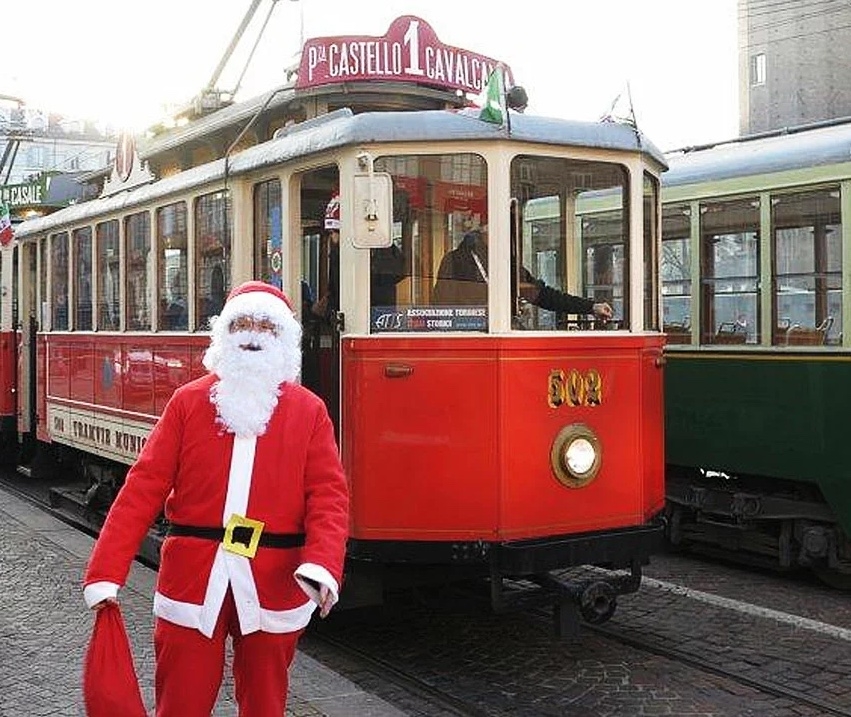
[310,196,341,321]
[301,278,321,391]
[199,265,227,328]
[163,272,188,330]
[432,228,613,319]
[311,193,405,321]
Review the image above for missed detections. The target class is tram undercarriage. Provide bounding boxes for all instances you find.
[665,467,851,589]
[345,524,664,638]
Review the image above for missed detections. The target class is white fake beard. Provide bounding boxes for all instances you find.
[205,326,301,437]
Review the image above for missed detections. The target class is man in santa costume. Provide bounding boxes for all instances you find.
[83,280,349,716]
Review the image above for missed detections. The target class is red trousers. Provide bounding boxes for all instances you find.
[153,590,302,717]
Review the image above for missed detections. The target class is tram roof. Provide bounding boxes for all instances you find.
[663,119,851,187]
[17,108,665,238]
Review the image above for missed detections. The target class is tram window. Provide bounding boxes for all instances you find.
[125,212,152,331]
[72,227,93,331]
[370,153,488,333]
[771,189,842,345]
[15,244,24,330]
[583,228,624,324]
[644,173,660,331]
[39,237,47,328]
[254,179,283,288]
[96,220,120,331]
[512,156,628,331]
[157,203,188,331]
[700,198,760,344]
[195,191,231,330]
[367,184,406,314]
[50,232,69,330]
[661,204,692,343]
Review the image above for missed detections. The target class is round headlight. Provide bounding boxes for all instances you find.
[550,424,601,488]
[565,437,597,475]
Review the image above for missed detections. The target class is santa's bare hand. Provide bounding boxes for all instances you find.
[92,597,118,611]
[318,585,333,618]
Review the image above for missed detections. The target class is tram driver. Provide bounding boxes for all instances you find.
[432,228,613,320]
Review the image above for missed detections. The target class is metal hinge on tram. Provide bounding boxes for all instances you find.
[332,311,345,333]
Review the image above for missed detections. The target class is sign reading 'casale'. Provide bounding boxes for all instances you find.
[296,15,512,95]
[0,177,48,208]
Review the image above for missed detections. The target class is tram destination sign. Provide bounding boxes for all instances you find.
[296,15,512,95]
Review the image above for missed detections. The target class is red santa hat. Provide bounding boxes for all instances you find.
[216,281,294,330]
[324,193,340,230]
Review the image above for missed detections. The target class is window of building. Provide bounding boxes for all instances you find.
[96,220,120,330]
[125,212,152,331]
[29,146,45,166]
[750,53,766,86]
[157,203,188,331]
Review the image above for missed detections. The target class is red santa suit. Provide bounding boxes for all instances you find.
[83,281,349,717]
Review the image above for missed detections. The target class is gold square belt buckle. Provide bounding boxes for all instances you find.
[222,514,265,559]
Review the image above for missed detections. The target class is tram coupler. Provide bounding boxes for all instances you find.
[533,564,643,639]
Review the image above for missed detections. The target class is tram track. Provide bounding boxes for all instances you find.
[583,620,851,717]
[307,572,851,717]
[531,567,851,717]
[304,629,504,717]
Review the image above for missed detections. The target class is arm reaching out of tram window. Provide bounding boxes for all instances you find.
[519,268,613,318]
[433,230,612,319]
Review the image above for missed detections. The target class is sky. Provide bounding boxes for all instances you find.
[2,0,739,152]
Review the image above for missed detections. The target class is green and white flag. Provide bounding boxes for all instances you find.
[478,67,506,125]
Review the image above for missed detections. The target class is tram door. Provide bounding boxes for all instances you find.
[299,167,341,433]
[16,241,37,442]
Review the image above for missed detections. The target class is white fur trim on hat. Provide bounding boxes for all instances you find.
[216,290,293,331]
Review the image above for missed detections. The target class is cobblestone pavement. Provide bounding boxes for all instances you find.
[0,488,406,717]
[3,477,849,717]
[301,557,851,717]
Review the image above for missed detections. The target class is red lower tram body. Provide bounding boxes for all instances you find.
[342,334,665,619]
[33,333,208,463]
[8,329,665,625]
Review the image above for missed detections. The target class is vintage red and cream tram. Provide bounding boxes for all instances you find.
[4,103,667,629]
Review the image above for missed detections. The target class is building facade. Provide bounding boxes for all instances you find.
[0,104,116,219]
[738,0,851,135]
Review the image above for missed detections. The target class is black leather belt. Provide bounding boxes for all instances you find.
[168,523,306,549]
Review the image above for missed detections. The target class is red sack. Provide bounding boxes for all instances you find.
[83,603,148,717]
